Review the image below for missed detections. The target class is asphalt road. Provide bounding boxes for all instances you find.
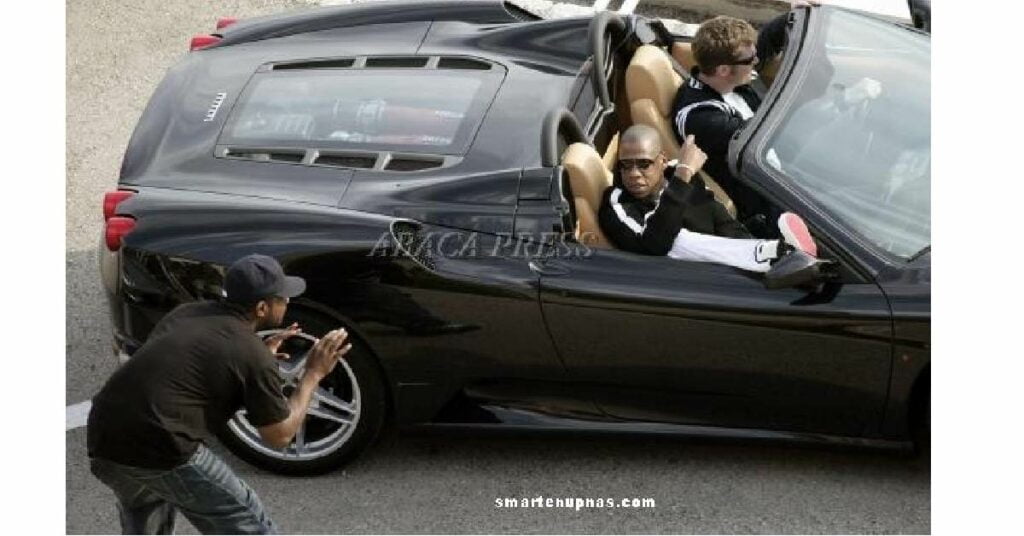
[65,0,929,533]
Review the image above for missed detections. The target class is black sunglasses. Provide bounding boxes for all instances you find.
[617,159,656,172]
[728,53,758,66]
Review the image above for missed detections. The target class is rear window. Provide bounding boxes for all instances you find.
[219,64,505,155]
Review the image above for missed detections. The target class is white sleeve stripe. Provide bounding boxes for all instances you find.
[610,188,645,234]
[674,101,732,140]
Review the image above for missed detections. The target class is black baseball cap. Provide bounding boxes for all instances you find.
[224,254,306,305]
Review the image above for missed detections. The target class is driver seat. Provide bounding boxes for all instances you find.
[625,44,738,219]
[561,143,614,249]
[625,45,683,160]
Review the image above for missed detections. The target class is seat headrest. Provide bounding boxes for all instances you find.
[626,45,683,117]
[671,41,697,72]
[561,142,613,214]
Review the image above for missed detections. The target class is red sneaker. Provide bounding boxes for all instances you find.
[778,212,817,257]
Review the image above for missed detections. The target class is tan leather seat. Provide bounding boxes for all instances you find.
[625,45,683,158]
[625,44,737,219]
[561,143,614,249]
[601,132,620,173]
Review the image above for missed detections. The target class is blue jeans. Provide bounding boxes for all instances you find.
[89,444,278,534]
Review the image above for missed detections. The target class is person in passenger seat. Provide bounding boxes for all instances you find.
[670,12,789,232]
[670,1,878,234]
[597,125,816,274]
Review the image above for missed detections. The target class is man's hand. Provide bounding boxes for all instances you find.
[676,134,707,180]
[256,327,354,450]
[265,322,301,360]
[305,328,353,381]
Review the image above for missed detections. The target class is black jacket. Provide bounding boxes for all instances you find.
[597,165,750,255]
[669,13,789,222]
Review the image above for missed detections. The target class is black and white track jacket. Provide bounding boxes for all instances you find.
[597,166,750,256]
[668,13,789,220]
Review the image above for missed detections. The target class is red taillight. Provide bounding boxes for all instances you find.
[105,217,136,251]
[216,17,238,30]
[190,34,221,51]
[103,190,134,221]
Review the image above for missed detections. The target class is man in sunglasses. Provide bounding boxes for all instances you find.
[671,2,819,233]
[598,124,816,273]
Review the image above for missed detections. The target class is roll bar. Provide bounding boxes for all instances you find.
[540,108,588,167]
[588,10,627,110]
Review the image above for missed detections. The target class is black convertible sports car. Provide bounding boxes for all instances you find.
[99,0,930,474]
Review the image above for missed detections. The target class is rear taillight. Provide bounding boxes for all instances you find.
[105,217,137,251]
[190,34,221,51]
[103,191,134,221]
[216,17,238,30]
[103,190,136,251]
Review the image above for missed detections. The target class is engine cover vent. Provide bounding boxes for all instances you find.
[314,154,377,169]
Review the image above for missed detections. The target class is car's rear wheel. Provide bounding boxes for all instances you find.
[217,308,387,475]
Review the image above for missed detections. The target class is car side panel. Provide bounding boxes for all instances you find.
[539,249,895,437]
[338,168,520,236]
[877,262,930,438]
[109,188,564,426]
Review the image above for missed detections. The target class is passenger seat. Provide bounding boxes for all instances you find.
[625,44,738,219]
[561,143,614,249]
[601,132,620,173]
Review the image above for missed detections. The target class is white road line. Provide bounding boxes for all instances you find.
[617,0,639,14]
[66,400,92,431]
[592,0,611,11]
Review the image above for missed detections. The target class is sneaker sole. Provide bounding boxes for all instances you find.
[779,213,817,257]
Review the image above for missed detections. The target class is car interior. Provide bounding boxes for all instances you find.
[547,19,871,289]
[555,24,760,251]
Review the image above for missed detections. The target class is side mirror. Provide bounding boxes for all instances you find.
[763,250,836,290]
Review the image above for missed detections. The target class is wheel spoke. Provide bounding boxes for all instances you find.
[258,329,318,381]
[313,388,357,416]
[230,334,363,461]
[293,422,306,453]
[277,350,311,381]
[307,389,356,425]
[307,405,353,425]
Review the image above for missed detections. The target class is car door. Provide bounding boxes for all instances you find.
[533,244,893,437]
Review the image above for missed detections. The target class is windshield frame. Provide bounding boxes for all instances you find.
[732,6,930,275]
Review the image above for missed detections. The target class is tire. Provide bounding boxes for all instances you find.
[216,307,387,475]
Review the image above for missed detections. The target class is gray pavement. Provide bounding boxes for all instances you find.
[69,425,930,534]
[66,0,929,533]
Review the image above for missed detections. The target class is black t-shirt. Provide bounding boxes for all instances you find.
[87,301,290,469]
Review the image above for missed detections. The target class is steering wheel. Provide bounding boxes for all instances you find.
[587,11,627,111]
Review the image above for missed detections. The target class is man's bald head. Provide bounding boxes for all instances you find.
[616,124,669,200]
[619,124,663,155]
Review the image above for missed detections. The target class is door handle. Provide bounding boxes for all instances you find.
[529,259,570,277]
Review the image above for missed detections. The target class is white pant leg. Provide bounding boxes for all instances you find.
[667,228,775,273]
